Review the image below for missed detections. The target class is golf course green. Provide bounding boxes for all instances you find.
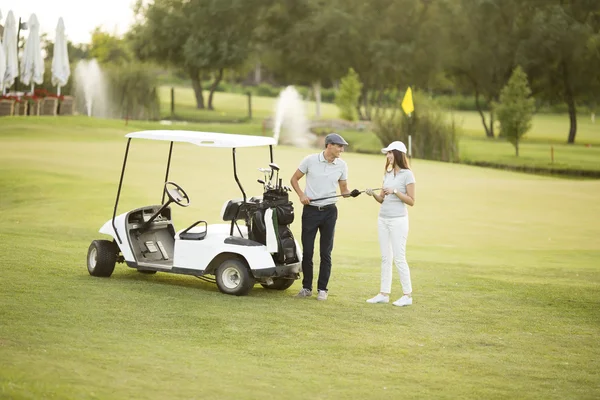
[0,116,598,399]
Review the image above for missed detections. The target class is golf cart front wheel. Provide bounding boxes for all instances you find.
[215,259,254,296]
[87,240,118,277]
[261,278,295,290]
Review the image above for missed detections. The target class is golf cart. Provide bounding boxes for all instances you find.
[86,130,302,296]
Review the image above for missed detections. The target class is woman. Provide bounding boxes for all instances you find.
[365,141,415,306]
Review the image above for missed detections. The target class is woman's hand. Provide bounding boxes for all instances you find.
[383,187,395,195]
[365,188,374,196]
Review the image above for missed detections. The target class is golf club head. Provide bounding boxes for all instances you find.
[258,168,271,173]
[257,179,265,185]
[269,162,280,171]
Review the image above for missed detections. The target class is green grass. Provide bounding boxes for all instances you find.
[453,110,600,145]
[159,86,340,122]
[460,138,600,173]
[0,117,599,399]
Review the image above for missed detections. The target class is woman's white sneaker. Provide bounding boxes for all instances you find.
[366,294,389,304]
[392,295,412,307]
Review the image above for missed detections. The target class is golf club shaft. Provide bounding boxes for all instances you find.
[310,188,382,202]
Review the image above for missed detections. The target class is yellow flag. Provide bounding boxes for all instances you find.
[401,87,414,115]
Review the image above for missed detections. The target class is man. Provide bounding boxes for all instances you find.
[290,133,359,301]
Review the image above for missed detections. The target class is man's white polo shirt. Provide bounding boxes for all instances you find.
[298,151,348,207]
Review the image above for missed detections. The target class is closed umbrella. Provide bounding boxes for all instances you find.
[51,18,70,96]
[0,11,6,93]
[2,10,18,94]
[20,13,44,93]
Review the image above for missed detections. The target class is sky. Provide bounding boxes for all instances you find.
[1,0,137,45]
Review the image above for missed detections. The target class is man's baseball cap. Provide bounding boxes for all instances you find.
[381,141,407,154]
[325,133,349,146]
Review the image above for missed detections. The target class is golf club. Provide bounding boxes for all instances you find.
[258,168,270,185]
[269,162,280,190]
[257,179,266,191]
[309,188,382,202]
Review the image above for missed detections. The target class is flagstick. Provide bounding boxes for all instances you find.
[401,86,414,159]
[57,86,61,96]
[408,113,412,159]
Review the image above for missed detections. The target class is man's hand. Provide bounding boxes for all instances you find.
[291,169,310,205]
[300,194,311,205]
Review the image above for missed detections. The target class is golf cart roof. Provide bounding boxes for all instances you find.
[125,130,277,148]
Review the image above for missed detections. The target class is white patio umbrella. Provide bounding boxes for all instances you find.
[51,18,70,96]
[0,11,6,93]
[2,10,18,94]
[20,13,44,93]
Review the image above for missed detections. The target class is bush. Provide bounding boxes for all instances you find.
[433,94,486,111]
[252,83,280,97]
[335,68,362,121]
[34,59,75,96]
[104,62,161,120]
[321,88,336,103]
[373,91,459,162]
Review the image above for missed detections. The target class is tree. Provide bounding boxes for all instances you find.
[336,0,447,120]
[336,68,362,121]
[130,0,265,110]
[495,66,535,156]
[260,0,343,118]
[516,0,600,144]
[444,0,523,138]
[43,34,90,62]
[89,28,132,65]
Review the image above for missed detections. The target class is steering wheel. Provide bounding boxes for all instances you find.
[164,181,190,207]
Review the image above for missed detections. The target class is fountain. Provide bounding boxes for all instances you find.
[74,59,109,117]
[273,86,316,147]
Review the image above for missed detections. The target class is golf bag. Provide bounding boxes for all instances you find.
[249,190,299,264]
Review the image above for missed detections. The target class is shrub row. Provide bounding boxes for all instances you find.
[372,91,460,163]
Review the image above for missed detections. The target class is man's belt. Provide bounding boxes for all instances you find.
[307,203,336,211]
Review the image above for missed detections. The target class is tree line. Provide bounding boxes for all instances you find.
[51,0,600,144]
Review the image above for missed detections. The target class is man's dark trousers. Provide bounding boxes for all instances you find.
[301,204,338,292]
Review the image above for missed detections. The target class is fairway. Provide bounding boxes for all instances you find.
[1,117,599,399]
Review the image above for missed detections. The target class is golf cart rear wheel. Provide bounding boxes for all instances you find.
[261,278,295,290]
[215,259,254,296]
[87,240,118,277]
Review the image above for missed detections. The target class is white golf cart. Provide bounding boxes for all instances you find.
[86,130,302,296]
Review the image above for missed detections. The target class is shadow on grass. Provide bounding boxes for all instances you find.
[77,268,301,299]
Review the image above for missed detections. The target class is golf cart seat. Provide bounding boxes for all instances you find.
[221,199,257,222]
[179,220,207,240]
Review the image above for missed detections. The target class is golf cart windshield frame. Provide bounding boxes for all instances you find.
[111,131,276,244]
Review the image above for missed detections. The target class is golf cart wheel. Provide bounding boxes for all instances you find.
[215,259,254,296]
[261,278,295,290]
[87,240,118,277]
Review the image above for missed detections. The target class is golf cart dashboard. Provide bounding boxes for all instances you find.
[127,206,172,228]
